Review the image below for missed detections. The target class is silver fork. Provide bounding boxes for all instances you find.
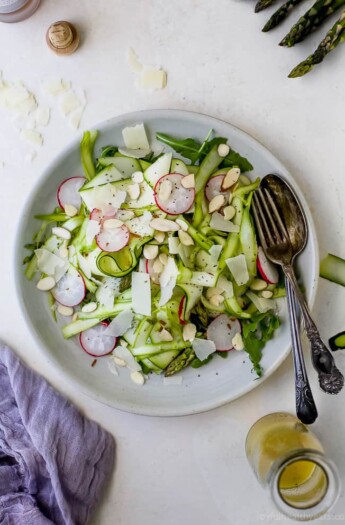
[253,187,344,396]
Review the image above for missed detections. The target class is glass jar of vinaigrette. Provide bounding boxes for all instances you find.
[245,412,340,520]
[0,0,41,23]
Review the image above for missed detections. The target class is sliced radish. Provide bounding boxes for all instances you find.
[205,175,230,202]
[257,246,279,285]
[80,321,117,357]
[52,267,86,307]
[146,259,160,284]
[96,225,129,252]
[154,174,195,215]
[207,314,241,351]
[90,208,116,223]
[57,177,85,211]
[178,295,187,325]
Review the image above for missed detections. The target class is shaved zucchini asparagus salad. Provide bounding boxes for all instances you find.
[24,123,284,385]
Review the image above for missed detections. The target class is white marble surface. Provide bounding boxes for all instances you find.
[1,1,345,523]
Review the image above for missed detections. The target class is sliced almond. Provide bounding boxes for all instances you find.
[57,304,73,317]
[130,371,145,385]
[131,171,144,184]
[217,144,230,157]
[143,244,159,260]
[178,230,194,246]
[103,218,124,230]
[119,339,128,347]
[222,168,240,190]
[261,290,273,299]
[209,194,225,213]
[159,252,168,265]
[250,279,267,291]
[154,231,165,243]
[209,294,225,306]
[181,173,195,189]
[72,312,78,322]
[153,258,164,273]
[183,323,197,342]
[176,218,188,231]
[159,328,174,342]
[36,276,56,291]
[114,356,127,367]
[158,179,172,202]
[127,183,140,200]
[52,226,71,240]
[59,242,69,259]
[64,204,78,217]
[232,332,244,351]
[206,287,225,300]
[150,218,180,232]
[81,302,97,313]
[223,205,236,221]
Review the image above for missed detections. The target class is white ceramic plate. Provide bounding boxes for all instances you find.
[15,110,319,416]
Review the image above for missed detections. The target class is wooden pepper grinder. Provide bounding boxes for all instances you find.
[46,21,80,55]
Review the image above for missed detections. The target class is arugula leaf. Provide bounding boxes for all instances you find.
[242,312,280,377]
[191,354,214,369]
[156,131,253,172]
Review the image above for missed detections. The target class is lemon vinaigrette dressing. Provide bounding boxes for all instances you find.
[246,413,340,520]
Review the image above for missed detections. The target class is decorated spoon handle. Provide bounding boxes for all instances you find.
[286,278,318,424]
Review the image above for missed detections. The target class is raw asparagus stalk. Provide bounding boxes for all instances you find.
[263,0,305,32]
[255,0,279,12]
[289,10,345,77]
[280,0,345,46]
[164,347,196,376]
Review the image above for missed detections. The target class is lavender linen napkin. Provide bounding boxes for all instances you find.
[0,343,115,525]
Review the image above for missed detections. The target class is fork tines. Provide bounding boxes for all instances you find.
[252,186,290,250]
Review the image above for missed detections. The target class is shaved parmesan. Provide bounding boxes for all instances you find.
[163,376,183,386]
[138,68,167,90]
[209,244,223,261]
[81,185,127,214]
[192,338,216,361]
[159,277,176,306]
[107,358,119,376]
[35,106,50,127]
[246,290,275,313]
[95,278,119,309]
[210,212,240,233]
[226,254,249,286]
[168,237,180,254]
[128,48,143,73]
[132,272,151,315]
[217,275,234,298]
[85,219,101,245]
[42,79,71,96]
[35,248,68,282]
[122,123,150,151]
[59,91,82,116]
[126,215,153,237]
[113,345,142,372]
[20,129,43,147]
[77,252,91,279]
[159,256,178,288]
[105,309,134,337]
[189,272,216,287]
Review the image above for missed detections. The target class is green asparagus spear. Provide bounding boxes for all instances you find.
[255,0,279,12]
[289,10,345,77]
[164,347,196,377]
[263,0,305,32]
[280,0,345,46]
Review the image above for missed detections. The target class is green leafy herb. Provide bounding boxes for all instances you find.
[217,350,229,359]
[156,131,253,172]
[99,145,118,158]
[191,354,214,368]
[242,312,280,377]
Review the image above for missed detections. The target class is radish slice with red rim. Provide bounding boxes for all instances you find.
[52,267,86,307]
[154,174,195,215]
[257,246,279,285]
[178,295,187,325]
[96,225,129,252]
[57,177,85,211]
[79,321,117,357]
[90,208,116,223]
[205,175,230,202]
[207,314,241,351]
